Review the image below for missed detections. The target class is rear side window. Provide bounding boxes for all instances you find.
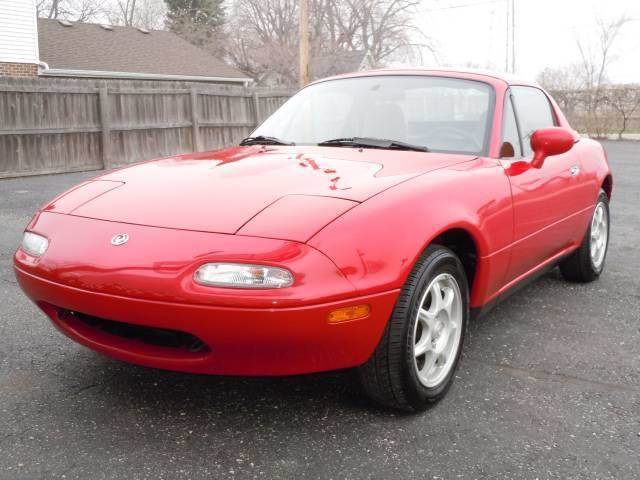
[501,94,522,158]
[511,86,556,157]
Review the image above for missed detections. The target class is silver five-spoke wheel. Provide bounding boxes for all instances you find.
[560,190,610,283]
[590,202,608,270]
[358,245,468,410]
[412,273,463,388]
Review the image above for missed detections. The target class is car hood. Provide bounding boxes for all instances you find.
[46,146,474,240]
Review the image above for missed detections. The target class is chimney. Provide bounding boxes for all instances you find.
[0,0,40,77]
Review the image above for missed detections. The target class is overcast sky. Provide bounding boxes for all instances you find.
[405,0,640,83]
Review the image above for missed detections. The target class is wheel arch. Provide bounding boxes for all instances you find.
[429,227,479,295]
[307,159,513,305]
[602,174,613,200]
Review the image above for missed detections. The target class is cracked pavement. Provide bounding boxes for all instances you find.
[0,141,639,479]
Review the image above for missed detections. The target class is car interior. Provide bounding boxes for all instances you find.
[256,75,493,155]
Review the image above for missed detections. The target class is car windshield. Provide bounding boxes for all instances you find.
[252,75,494,155]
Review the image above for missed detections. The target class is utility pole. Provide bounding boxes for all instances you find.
[505,0,509,72]
[511,0,516,73]
[504,0,516,73]
[299,0,310,87]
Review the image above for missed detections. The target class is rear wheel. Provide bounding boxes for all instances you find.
[560,190,610,282]
[357,245,469,411]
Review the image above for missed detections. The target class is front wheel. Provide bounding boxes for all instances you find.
[560,190,610,282]
[357,245,469,411]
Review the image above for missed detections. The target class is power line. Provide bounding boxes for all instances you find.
[425,0,506,12]
[426,0,517,73]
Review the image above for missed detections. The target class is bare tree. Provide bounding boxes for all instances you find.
[132,0,167,30]
[35,0,59,18]
[111,0,138,26]
[572,13,631,137]
[223,0,430,85]
[537,64,586,92]
[107,0,166,29]
[537,64,588,121]
[224,0,299,84]
[36,0,104,21]
[335,0,428,65]
[575,14,631,90]
[605,86,640,140]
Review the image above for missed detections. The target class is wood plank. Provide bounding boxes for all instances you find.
[110,122,193,131]
[0,85,99,94]
[99,86,111,169]
[199,121,255,128]
[252,92,261,126]
[109,88,191,95]
[190,88,202,151]
[0,127,102,135]
[0,76,294,177]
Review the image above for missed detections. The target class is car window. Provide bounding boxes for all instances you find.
[401,83,490,154]
[253,76,494,155]
[271,90,356,143]
[501,93,522,158]
[511,86,556,157]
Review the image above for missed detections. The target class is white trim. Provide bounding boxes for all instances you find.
[39,68,252,85]
[32,0,40,63]
[0,58,39,64]
[0,0,39,64]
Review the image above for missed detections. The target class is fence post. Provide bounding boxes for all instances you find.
[98,85,112,170]
[190,88,202,151]
[252,92,261,127]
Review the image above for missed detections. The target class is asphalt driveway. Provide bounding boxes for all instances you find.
[0,141,638,479]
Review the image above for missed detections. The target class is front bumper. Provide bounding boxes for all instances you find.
[16,266,398,375]
[14,212,399,375]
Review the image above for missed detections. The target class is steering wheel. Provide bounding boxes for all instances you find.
[427,126,482,152]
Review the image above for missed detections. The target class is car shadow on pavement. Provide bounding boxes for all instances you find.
[42,269,562,425]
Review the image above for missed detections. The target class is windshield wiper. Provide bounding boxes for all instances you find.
[239,135,295,146]
[317,137,429,152]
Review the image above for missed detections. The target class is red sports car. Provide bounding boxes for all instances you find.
[14,70,612,411]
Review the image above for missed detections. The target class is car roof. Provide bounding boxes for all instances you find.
[312,68,539,88]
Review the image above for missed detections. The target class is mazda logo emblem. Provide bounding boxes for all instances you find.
[110,233,130,246]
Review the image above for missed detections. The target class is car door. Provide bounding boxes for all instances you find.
[500,86,587,284]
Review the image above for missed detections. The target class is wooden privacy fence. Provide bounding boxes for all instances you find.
[0,77,293,179]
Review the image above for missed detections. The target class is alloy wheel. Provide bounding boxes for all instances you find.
[590,202,609,270]
[412,273,464,388]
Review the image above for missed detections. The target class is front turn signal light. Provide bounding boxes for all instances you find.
[327,304,371,324]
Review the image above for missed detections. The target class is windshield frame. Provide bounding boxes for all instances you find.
[251,74,497,157]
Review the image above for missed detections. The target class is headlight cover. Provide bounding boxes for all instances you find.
[194,263,294,289]
[21,231,49,257]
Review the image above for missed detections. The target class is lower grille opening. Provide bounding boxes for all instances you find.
[59,310,210,353]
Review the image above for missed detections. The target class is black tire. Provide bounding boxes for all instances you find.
[560,190,610,283]
[357,245,469,412]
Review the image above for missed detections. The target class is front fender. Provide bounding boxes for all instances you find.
[308,157,514,307]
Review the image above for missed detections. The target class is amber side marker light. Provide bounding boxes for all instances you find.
[327,304,371,324]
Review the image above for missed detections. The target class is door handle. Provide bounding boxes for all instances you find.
[569,165,580,177]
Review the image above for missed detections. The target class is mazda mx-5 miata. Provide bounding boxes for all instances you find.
[15,70,612,411]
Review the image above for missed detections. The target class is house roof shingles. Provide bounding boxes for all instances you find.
[37,18,249,81]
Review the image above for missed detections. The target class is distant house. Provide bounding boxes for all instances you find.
[36,19,251,85]
[257,50,376,87]
[0,0,250,85]
[311,50,376,80]
[0,0,40,76]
